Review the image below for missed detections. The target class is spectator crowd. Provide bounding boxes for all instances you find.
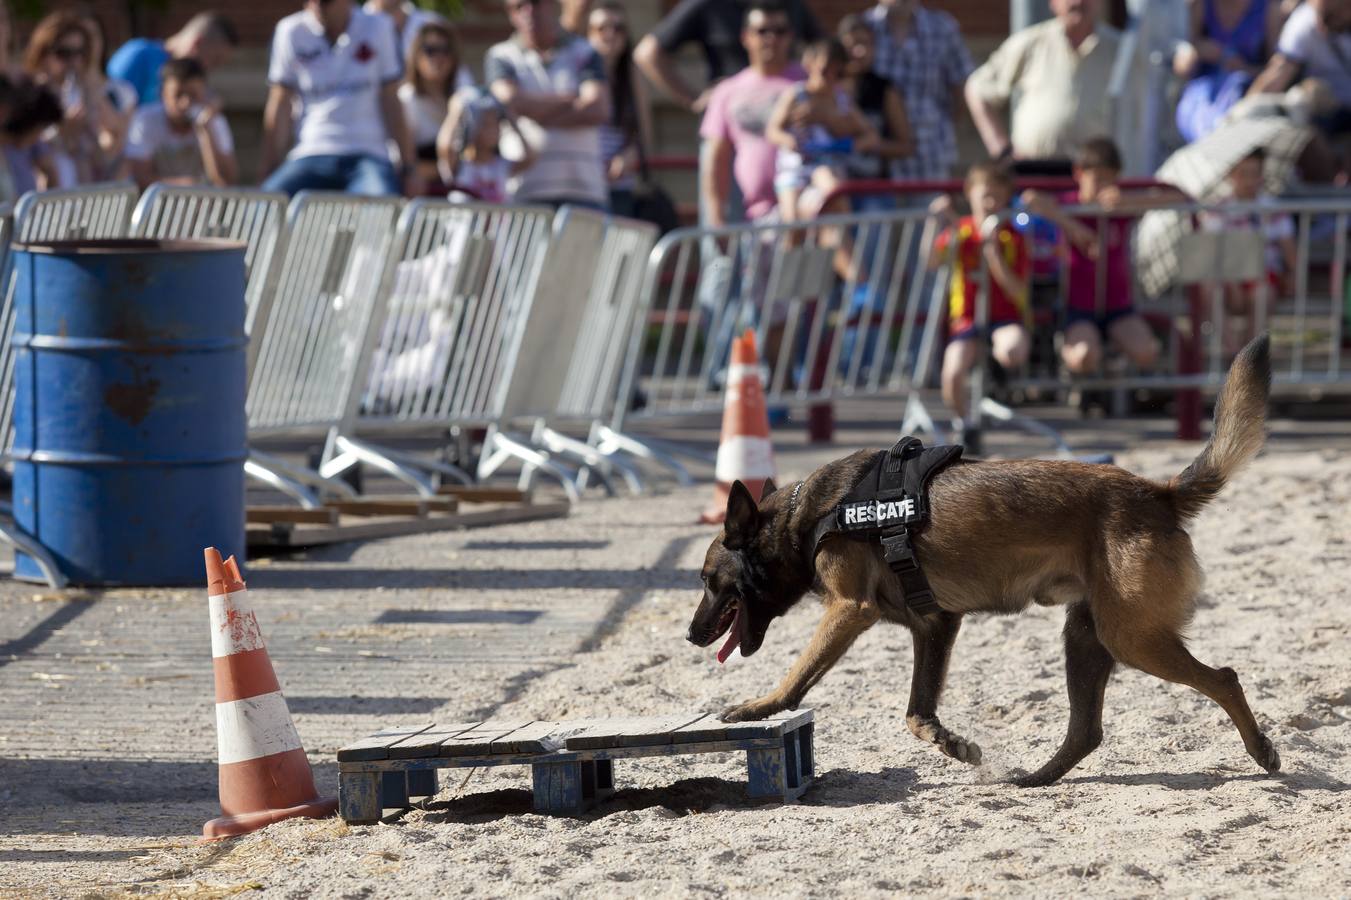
[0,0,1345,437]
[0,0,1344,206]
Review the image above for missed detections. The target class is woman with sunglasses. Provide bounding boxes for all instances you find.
[23,11,122,185]
[587,1,653,216]
[399,19,474,192]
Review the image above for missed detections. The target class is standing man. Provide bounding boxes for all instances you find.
[1249,0,1351,137]
[634,0,820,115]
[260,0,415,196]
[965,0,1121,170]
[636,0,819,227]
[864,0,973,180]
[106,12,239,107]
[699,0,805,228]
[485,0,610,209]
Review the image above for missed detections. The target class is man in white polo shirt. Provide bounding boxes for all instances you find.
[260,0,415,196]
[485,0,610,209]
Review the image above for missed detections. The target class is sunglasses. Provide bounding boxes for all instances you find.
[53,45,88,61]
[421,43,453,57]
[750,25,790,38]
[591,21,627,34]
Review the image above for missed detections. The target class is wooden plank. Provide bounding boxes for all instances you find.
[358,494,459,513]
[439,720,535,757]
[246,506,338,525]
[671,712,732,745]
[387,723,480,759]
[559,713,707,750]
[490,721,565,754]
[337,723,436,762]
[327,499,428,518]
[436,485,531,504]
[247,501,570,550]
[724,709,815,742]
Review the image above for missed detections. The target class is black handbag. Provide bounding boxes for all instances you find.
[620,141,680,235]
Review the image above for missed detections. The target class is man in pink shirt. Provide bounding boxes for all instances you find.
[699,0,805,225]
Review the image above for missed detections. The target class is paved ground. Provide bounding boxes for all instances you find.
[1,397,1348,897]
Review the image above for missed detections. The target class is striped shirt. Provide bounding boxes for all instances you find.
[865,4,973,180]
[485,33,607,205]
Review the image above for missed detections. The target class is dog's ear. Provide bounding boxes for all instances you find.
[760,478,778,500]
[723,480,760,551]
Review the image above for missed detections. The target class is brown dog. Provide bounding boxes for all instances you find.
[688,335,1279,786]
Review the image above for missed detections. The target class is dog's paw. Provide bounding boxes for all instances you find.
[720,700,775,723]
[906,715,983,766]
[1011,769,1059,789]
[1251,734,1281,774]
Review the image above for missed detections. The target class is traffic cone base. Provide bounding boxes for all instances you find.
[202,548,335,840]
[702,330,776,524]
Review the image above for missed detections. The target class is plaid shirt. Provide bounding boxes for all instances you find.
[865,4,973,180]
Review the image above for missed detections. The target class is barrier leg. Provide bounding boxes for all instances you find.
[0,510,68,589]
[899,392,938,439]
[535,422,643,495]
[591,421,697,483]
[248,449,359,502]
[480,429,581,503]
[320,435,438,498]
[244,457,324,510]
[1177,288,1204,441]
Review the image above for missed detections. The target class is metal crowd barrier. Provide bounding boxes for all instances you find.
[612,206,948,421]
[131,185,289,334]
[493,209,673,493]
[613,195,1351,458]
[323,198,561,497]
[244,192,405,507]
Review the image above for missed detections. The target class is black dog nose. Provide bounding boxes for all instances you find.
[686,628,697,644]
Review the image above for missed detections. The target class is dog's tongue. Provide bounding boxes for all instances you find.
[716,607,742,664]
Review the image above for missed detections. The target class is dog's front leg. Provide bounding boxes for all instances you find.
[906,611,982,765]
[721,596,880,723]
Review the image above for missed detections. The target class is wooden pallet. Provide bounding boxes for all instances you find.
[246,499,570,550]
[336,711,815,822]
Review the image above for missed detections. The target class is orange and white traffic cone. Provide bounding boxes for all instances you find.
[700,329,777,524]
[202,547,336,839]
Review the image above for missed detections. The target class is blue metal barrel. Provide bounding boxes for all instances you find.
[9,239,248,586]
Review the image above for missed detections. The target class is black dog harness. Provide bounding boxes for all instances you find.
[797,437,962,615]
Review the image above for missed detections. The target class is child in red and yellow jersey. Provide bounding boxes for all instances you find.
[927,162,1030,439]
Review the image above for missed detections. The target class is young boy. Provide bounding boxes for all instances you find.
[1199,147,1298,355]
[1021,137,1173,375]
[765,37,873,223]
[123,57,236,190]
[928,161,1031,441]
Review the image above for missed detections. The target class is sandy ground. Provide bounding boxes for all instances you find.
[1,420,1348,898]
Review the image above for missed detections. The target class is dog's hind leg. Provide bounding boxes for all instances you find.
[1100,628,1280,776]
[1015,602,1116,787]
[906,611,982,765]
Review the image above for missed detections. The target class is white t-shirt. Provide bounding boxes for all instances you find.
[452,157,512,204]
[268,7,402,160]
[124,104,235,181]
[1277,2,1351,107]
[484,33,607,205]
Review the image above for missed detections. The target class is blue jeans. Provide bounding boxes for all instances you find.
[262,154,401,197]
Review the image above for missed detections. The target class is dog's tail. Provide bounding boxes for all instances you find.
[1168,334,1271,521]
